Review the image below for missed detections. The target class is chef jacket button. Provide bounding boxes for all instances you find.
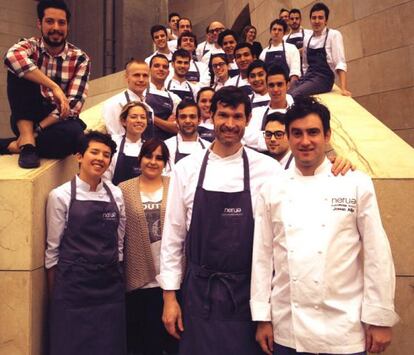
[314,279,319,284]
[318,250,322,254]
[292,277,297,282]
[321,224,326,227]
[294,303,298,308]
[314,305,319,310]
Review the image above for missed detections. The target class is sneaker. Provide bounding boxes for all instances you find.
[18,144,40,169]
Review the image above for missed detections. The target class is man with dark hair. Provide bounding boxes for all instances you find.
[251,96,398,355]
[218,29,240,77]
[103,59,153,135]
[168,17,193,52]
[197,21,226,65]
[164,100,210,168]
[279,8,290,23]
[159,86,281,355]
[225,43,255,95]
[145,25,173,64]
[259,19,300,83]
[177,31,210,86]
[45,130,127,355]
[167,12,180,40]
[285,9,308,51]
[2,0,89,168]
[247,60,270,109]
[166,49,200,102]
[288,2,352,98]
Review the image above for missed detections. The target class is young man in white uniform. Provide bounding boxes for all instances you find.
[168,17,192,53]
[145,25,173,65]
[251,96,399,355]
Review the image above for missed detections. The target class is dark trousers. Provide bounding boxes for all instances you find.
[126,287,178,355]
[274,343,366,355]
[287,73,334,99]
[7,71,85,158]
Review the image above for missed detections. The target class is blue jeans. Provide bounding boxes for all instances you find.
[273,343,366,355]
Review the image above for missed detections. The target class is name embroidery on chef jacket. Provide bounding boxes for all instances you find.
[222,207,243,217]
[331,197,357,213]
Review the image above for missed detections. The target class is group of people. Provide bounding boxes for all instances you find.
[0,1,398,355]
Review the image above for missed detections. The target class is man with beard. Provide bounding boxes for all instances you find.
[158,86,281,355]
[225,43,255,96]
[2,0,89,168]
[145,25,173,65]
[164,100,210,169]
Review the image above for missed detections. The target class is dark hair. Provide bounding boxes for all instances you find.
[196,87,215,103]
[217,29,239,47]
[208,53,229,86]
[168,12,180,21]
[289,8,301,17]
[234,42,253,56]
[137,138,170,167]
[178,17,192,29]
[177,31,198,48]
[149,53,169,68]
[172,48,191,62]
[264,112,286,127]
[267,64,289,82]
[37,0,71,22]
[119,101,150,123]
[247,60,267,78]
[269,18,288,33]
[176,99,201,118]
[150,24,167,39]
[285,96,331,136]
[310,2,330,20]
[241,25,257,42]
[279,8,290,16]
[77,130,117,157]
[205,25,210,34]
[211,86,252,118]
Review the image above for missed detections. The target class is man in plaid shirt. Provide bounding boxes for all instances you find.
[1,0,90,168]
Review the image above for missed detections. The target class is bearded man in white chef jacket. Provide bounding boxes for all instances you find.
[250,96,399,355]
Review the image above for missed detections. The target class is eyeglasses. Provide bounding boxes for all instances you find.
[212,62,226,69]
[208,28,224,34]
[263,130,285,139]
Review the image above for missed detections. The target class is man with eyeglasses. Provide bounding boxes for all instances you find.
[198,21,225,65]
[262,112,293,169]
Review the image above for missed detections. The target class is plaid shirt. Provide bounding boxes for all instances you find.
[4,37,90,118]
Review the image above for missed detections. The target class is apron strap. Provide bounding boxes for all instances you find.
[260,107,270,130]
[69,178,77,208]
[193,60,200,75]
[166,79,172,91]
[124,90,131,103]
[102,182,119,217]
[323,28,330,47]
[235,74,240,87]
[285,153,294,170]
[198,138,206,149]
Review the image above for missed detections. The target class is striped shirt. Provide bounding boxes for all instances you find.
[4,37,90,118]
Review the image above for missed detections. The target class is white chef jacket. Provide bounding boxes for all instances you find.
[45,175,126,269]
[302,27,347,75]
[168,39,177,53]
[225,74,251,90]
[212,78,231,91]
[164,133,210,172]
[157,146,282,290]
[278,150,294,170]
[166,59,210,88]
[102,88,153,136]
[200,46,225,65]
[166,77,200,101]
[196,41,214,62]
[249,92,270,108]
[145,50,173,65]
[103,134,143,182]
[259,42,301,78]
[250,158,399,354]
[243,96,294,151]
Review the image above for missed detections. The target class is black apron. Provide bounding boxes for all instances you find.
[197,125,215,142]
[228,61,240,78]
[186,61,200,82]
[260,107,271,130]
[202,42,209,57]
[145,86,175,140]
[286,29,305,49]
[49,179,126,355]
[112,136,141,185]
[174,136,206,164]
[179,149,262,355]
[235,75,253,96]
[264,41,290,76]
[124,90,154,140]
[303,29,335,91]
[284,153,294,170]
[167,79,195,101]
[250,92,270,109]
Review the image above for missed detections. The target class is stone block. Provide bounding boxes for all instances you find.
[373,179,414,275]
[346,57,372,97]
[340,21,363,61]
[353,0,410,20]
[0,268,47,355]
[396,128,414,148]
[0,156,78,271]
[299,0,355,28]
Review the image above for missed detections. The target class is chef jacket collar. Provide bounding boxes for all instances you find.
[293,157,332,177]
[208,143,243,162]
[76,174,105,192]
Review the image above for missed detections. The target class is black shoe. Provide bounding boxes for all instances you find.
[0,138,16,155]
[18,144,40,169]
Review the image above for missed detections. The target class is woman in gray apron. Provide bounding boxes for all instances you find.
[49,132,126,355]
[179,149,263,355]
[288,29,334,98]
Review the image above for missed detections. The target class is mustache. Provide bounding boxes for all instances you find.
[220,125,240,133]
[47,30,64,35]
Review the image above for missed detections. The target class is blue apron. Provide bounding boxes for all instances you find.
[235,75,253,96]
[49,179,126,355]
[179,149,262,355]
[186,60,200,82]
[167,79,195,101]
[145,86,175,140]
[174,136,206,164]
[250,92,270,109]
[264,41,290,76]
[112,136,141,185]
[286,29,305,49]
[197,125,215,142]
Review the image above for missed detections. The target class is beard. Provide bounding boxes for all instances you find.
[42,30,66,48]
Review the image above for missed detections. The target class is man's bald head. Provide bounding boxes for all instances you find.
[208,21,225,43]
